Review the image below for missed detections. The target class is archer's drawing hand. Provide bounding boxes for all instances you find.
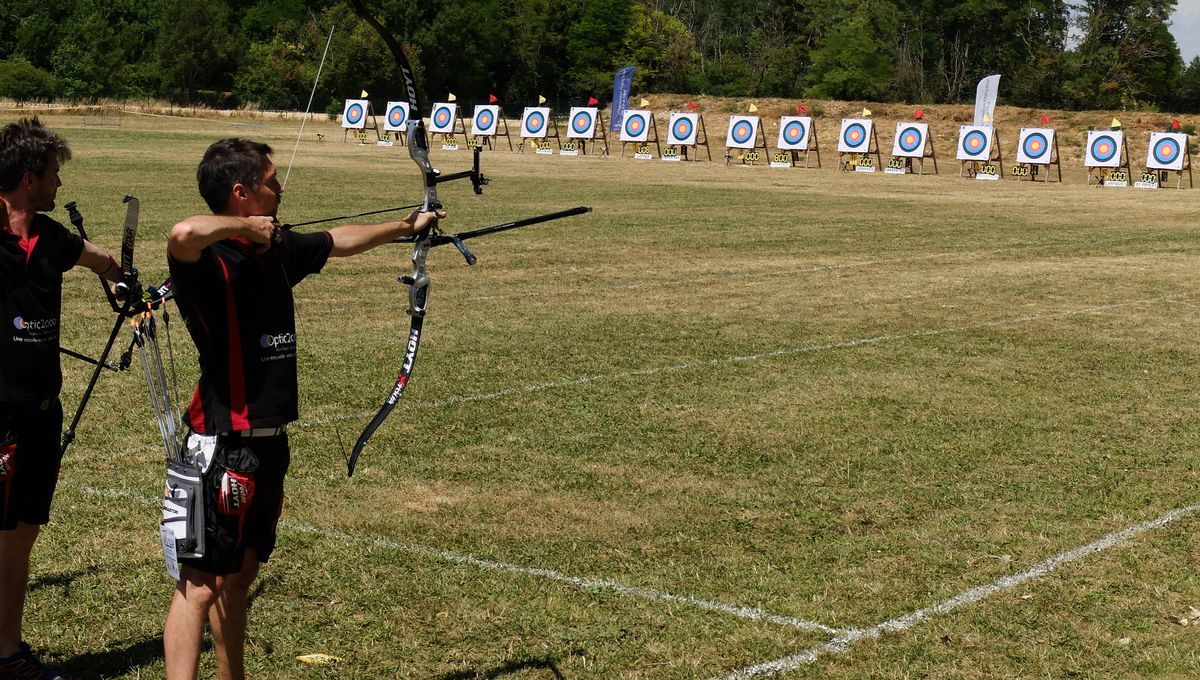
[245,215,280,252]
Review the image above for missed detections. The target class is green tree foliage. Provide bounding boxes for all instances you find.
[1177,56,1200,112]
[0,0,1187,112]
[0,58,55,100]
[1064,0,1181,109]
[806,1,899,101]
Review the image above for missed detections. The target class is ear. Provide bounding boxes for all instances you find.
[230,181,249,204]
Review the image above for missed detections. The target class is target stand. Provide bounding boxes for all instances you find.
[1140,132,1194,189]
[772,117,821,168]
[566,110,609,156]
[1011,128,1061,183]
[685,115,712,161]
[958,127,1004,180]
[1085,131,1131,187]
[341,100,381,144]
[472,108,514,152]
[662,113,712,162]
[837,121,882,173]
[621,114,663,159]
[517,107,562,155]
[886,122,937,175]
[725,118,769,166]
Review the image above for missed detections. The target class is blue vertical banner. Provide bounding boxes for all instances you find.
[609,66,636,133]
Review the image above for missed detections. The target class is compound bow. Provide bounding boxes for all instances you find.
[345,0,591,476]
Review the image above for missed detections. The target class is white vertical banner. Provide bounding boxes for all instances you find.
[974,74,1001,127]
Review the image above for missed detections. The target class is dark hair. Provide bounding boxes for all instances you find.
[0,117,72,192]
[196,138,274,213]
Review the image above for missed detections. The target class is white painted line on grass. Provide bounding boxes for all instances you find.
[717,500,1200,679]
[76,484,839,635]
[298,294,1189,430]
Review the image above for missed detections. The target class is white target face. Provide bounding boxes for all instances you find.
[956,125,993,160]
[891,122,928,158]
[619,109,652,142]
[341,99,369,129]
[725,115,760,149]
[1016,127,1055,165]
[429,103,458,134]
[471,105,499,136]
[383,101,409,132]
[668,113,699,146]
[567,107,598,139]
[776,116,812,150]
[1147,132,1187,171]
[1084,130,1123,168]
[520,107,551,138]
[837,118,873,153]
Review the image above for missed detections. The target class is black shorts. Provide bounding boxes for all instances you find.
[0,399,65,530]
[180,433,290,575]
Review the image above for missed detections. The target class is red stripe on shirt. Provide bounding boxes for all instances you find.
[216,256,250,430]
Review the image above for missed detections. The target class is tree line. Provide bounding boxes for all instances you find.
[0,0,1196,114]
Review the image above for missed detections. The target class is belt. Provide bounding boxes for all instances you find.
[231,426,287,439]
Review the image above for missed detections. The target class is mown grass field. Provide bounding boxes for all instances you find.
[11,111,1200,678]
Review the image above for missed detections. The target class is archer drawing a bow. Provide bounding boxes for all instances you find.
[346,0,592,476]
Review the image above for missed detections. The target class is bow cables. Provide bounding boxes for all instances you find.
[345,0,592,476]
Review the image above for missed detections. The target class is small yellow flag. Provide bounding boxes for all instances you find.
[360,90,369,98]
[861,107,872,117]
[538,95,546,104]
[982,112,993,123]
[639,98,650,108]
[448,92,456,102]
[1110,117,1122,129]
[748,103,758,113]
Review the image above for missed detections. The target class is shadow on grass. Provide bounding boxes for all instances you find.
[29,563,102,594]
[436,652,580,679]
[61,635,211,677]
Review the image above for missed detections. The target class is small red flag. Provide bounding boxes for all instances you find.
[687,100,699,110]
[1039,114,1050,125]
[488,93,498,103]
[914,107,924,119]
[1173,118,1181,130]
[796,104,807,114]
[587,96,598,106]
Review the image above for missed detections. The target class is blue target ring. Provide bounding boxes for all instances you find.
[1090,135,1117,163]
[433,106,452,127]
[962,130,987,157]
[672,117,694,142]
[525,111,546,135]
[843,123,866,148]
[387,105,406,128]
[1153,137,1181,165]
[897,126,922,153]
[731,120,754,144]
[624,113,646,137]
[475,109,494,132]
[782,120,806,145]
[1022,132,1049,160]
[571,111,593,134]
[345,103,364,125]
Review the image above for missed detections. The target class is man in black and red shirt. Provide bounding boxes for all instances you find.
[163,138,442,680]
[1,118,123,680]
